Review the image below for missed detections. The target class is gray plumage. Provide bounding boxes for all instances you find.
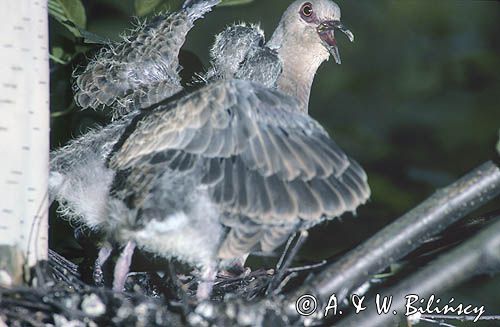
[50,116,131,227]
[51,1,271,230]
[266,0,352,111]
[204,23,282,88]
[52,0,225,223]
[108,79,369,261]
[234,45,282,88]
[207,24,266,80]
[73,0,220,118]
[51,0,367,295]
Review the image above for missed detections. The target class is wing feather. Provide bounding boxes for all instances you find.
[110,79,370,256]
[73,0,220,116]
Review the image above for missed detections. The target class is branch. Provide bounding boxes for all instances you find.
[337,215,500,327]
[285,161,500,311]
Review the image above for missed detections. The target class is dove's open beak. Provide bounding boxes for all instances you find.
[317,20,354,64]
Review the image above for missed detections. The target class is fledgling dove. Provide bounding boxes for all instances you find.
[50,0,368,300]
[203,23,282,89]
[73,0,221,118]
[105,0,368,298]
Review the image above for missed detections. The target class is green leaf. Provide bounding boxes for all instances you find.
[219,0,254,6]
[135,0,165,16]
[49,50,68,65]
[51,47,65,59]
[159,0,253,13]
[48,0,87,28]
[68,22,109,44]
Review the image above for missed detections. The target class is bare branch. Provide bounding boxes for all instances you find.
[337,215,500,327]
[286,161,500,312]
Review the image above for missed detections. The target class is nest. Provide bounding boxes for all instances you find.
[0,250,296,327]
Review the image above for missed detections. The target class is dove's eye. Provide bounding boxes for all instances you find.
[300,3,313,18]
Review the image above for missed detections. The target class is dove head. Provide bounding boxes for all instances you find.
[269,0,353,64]
[267,0,354,111]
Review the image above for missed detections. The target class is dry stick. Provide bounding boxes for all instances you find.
[336,216,500,327]
[284,161,500,315]
[267,230,309,295]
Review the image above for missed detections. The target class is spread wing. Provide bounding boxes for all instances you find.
[73,0,220,117]
[110,79,370,257]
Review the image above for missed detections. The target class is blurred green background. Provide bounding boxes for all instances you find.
[48,0,499,323]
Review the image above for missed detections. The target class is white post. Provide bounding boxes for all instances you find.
[0,1,49,286]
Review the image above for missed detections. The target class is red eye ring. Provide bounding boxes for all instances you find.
[301,2,313,18]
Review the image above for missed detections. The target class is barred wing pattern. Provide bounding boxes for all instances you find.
[110,79,370,258]
[74,0,220,117]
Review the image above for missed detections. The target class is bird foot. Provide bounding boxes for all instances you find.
[93,245,112,287]
[112,241,136,292]
[196,266,217,301]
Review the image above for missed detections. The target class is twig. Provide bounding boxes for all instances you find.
[273,272,298,295]
[287,260,327,273]
[267,230,308,295]
[285,161,500,313]
[336,216,500,327]
[275,232,298,272]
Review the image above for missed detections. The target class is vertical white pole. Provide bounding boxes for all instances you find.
[0,0,49,286]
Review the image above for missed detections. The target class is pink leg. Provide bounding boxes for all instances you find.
[94,244,112,286]
[196,265,217,301]
[112,241,136,291]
